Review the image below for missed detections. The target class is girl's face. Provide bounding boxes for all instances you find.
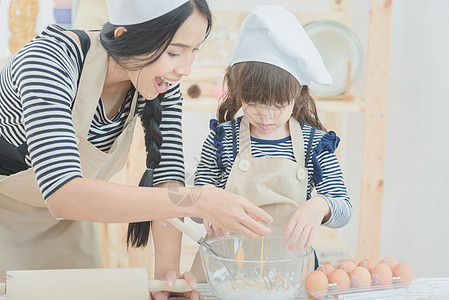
[128,10,208,100]
[242,101,294,139]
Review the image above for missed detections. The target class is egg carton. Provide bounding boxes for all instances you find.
[308,277,449,299]
[308,279,410,299]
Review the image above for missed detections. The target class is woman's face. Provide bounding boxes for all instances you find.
[128,10,208,100]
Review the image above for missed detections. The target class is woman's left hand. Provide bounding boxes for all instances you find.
[151,271,203,300]
[282,196,331,253]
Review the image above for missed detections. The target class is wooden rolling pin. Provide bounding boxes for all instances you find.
[0,268,191,300]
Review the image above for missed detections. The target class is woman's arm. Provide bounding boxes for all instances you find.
[46,177,272,238]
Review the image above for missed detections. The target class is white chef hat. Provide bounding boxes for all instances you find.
[229,4,332,86]
[106,0,189,26]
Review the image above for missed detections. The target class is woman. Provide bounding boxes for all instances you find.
[0,0,272,298]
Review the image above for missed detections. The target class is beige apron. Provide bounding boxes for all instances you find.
[191,116,308,282]
[0,34,138,281]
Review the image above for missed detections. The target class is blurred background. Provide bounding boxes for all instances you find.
[1,0,448,278]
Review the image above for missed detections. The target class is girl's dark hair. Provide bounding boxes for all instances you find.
[103,0,212,248]
[217,62,326,132]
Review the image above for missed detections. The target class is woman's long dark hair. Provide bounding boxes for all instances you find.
[99,0,212,248]
[217,62,326,132]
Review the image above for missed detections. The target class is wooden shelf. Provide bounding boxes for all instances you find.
[183,97,219,112]
[183,97,364,113]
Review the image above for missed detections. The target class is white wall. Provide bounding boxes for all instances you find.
[181,0,449,278]
[381,0,449,277]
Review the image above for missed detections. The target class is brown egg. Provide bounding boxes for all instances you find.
[317,263,335,276]
[349,266,372,287]
[392,263,413,282]
[357,258,376,272]
[305,270,329,300]
[328,269,351,289]
[338,260,356,274]
[371,263,393,285]
[379,256,398,269]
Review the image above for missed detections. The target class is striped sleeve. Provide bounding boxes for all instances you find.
[152,83,185,185]
[306,127,352,228]
[194,128,224,187]
[11,33,83,200]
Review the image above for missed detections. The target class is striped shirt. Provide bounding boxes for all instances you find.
[0,25,185,201]
[195,117,352,228]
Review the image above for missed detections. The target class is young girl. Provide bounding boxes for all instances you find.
[192,4,352,281]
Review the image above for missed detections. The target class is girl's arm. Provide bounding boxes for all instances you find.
[194,127,225,188]
[312,133,352,228]
[283,128,351,251]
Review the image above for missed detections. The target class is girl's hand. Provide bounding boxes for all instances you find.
[194,185,272,239]
[283,196,331,252]
[151,271,203,300]
[203,219,230,238]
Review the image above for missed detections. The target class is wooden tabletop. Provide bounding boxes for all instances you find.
[0,278,448,299]
[195,278,449,300]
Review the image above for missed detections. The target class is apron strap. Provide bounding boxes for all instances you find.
[70,29,91,84]
[231,118,238,161]
[305,126,316,165]
[0,137,28,175]
[70,30,91,58]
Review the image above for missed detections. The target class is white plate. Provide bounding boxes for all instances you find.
[304,20,364,97]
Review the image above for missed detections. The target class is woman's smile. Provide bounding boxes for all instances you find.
[154,77,179,93]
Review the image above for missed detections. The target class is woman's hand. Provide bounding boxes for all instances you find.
[283,195,331,252]
[194,185,272,239]
[203,219,230,238]
[151,271,203,300]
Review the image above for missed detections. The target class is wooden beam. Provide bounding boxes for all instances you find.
[357,0,393,261]
[330,0,349,12]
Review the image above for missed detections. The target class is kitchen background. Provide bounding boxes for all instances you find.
[0,0,448,278]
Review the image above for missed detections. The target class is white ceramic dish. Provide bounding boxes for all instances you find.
[304,20,364,97]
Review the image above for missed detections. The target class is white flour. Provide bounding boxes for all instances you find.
[213,280,299,300]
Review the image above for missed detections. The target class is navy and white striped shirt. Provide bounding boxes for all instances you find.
[195,117,352,228]
[0,25,185,200]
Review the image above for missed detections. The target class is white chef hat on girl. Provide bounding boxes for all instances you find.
[229,4,332,86]
[106,0,189,26]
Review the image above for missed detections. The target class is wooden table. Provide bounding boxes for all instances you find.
[0,278,447,299]
[195,278,449,299]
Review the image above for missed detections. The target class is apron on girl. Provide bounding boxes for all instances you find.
[0,34,138,281]
[191,116,309,282]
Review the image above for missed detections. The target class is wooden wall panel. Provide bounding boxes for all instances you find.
[357,0,393,261]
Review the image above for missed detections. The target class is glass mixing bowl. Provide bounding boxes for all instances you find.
[199,235,314,300]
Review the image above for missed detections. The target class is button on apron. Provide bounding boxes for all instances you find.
[238,159,251,171]
[297,168,306,181]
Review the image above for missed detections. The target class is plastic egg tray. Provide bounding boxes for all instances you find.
[308,278,411,299]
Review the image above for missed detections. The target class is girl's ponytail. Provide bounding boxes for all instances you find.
[217,66,242,123]
[293,86,326,132]
[127,96,162,248]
